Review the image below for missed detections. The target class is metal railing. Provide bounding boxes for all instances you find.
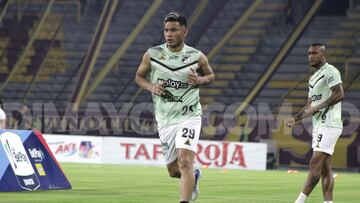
[0,0,54,95]
[271,20,360,112]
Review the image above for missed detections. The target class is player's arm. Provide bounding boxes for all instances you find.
[304,84,344,116]
[135,52,165,96]
[285,97,312,127]
[188,52,215,85]
[0,119,5,129]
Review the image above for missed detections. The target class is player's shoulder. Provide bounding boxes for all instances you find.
[324,63,341,75]
[148,44,165,52]
[184,44,202,62]
[147,44,166,59]
[184,44,201,54]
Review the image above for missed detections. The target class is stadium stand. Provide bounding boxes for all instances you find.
[255,3,360,115]
[0,0,358,132]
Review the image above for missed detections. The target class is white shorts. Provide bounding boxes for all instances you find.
[158,116,201,165]
[312,127,342,155]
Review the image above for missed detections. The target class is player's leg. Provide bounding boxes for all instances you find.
[318,127,341,202]
[319,127,341,202]
[166,154,202,201]
[295,152,327,203]
[303,151,328,195]
[178,148,195,202]
[295,127,341,203]
[175,116,202,202]
[321,155,334,201]
[167,159,181,178]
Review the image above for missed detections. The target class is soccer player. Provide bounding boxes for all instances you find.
[135,12,215,203]
[285,43,344,203]
[0,99,6,129]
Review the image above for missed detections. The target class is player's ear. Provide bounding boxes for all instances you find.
[183,27,188,37]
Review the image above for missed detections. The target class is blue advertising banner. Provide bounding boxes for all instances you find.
[0,130,71,192]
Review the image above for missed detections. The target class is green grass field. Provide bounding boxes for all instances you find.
[0,163,359,203]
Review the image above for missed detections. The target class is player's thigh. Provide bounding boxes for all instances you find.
[312,127,342,155]
[175,116,201,152]
[309,151,329,173]
[158,123,178,165]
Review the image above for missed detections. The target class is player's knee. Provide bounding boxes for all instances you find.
[167,163,181,178]
[309,157,323,174]
[168,169,181,178]
[309,165,322,180]
[310,173,321,183]
[178,157,193,172]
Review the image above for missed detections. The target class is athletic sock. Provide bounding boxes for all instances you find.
[295,192,307,203]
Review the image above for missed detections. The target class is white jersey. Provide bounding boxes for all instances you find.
[308,63,342,129]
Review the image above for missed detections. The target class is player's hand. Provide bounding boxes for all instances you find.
[150,84,165,96]
[284,117,295,128]
[188,68,201,85]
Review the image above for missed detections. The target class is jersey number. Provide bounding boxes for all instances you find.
[182,105,195,115]
[182,128,195,139]
[317,134,323,142]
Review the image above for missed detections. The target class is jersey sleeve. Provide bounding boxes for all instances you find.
[326,67,342,88]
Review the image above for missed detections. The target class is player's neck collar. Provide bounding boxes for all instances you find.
[314,62,328,72]
[319,62,328,71]
[165,43,186,53]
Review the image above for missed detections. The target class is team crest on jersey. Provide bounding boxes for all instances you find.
[158,53,166,60]
[182,55,191,63]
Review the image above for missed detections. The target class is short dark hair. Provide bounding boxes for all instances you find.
[164,12,187,27]
[310,43,326,53]
[311,43,326,47]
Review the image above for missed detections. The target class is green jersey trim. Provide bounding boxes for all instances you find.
[150,57,199,72]
[309,75,324,88]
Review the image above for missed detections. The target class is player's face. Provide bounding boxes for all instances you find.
[164,21,187,49]
[308,46,325,68]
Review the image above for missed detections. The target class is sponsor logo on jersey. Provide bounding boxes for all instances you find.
[158,78,188,90]
[161,89,183,102]
[311,94,322,102]
[169,55,179,60]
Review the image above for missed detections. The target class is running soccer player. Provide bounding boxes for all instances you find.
[285,43,344,203]
[135,12,215,203]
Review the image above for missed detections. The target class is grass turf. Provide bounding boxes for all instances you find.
[0,163,359,203]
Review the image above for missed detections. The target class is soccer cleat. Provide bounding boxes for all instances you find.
[191,169,202,201]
